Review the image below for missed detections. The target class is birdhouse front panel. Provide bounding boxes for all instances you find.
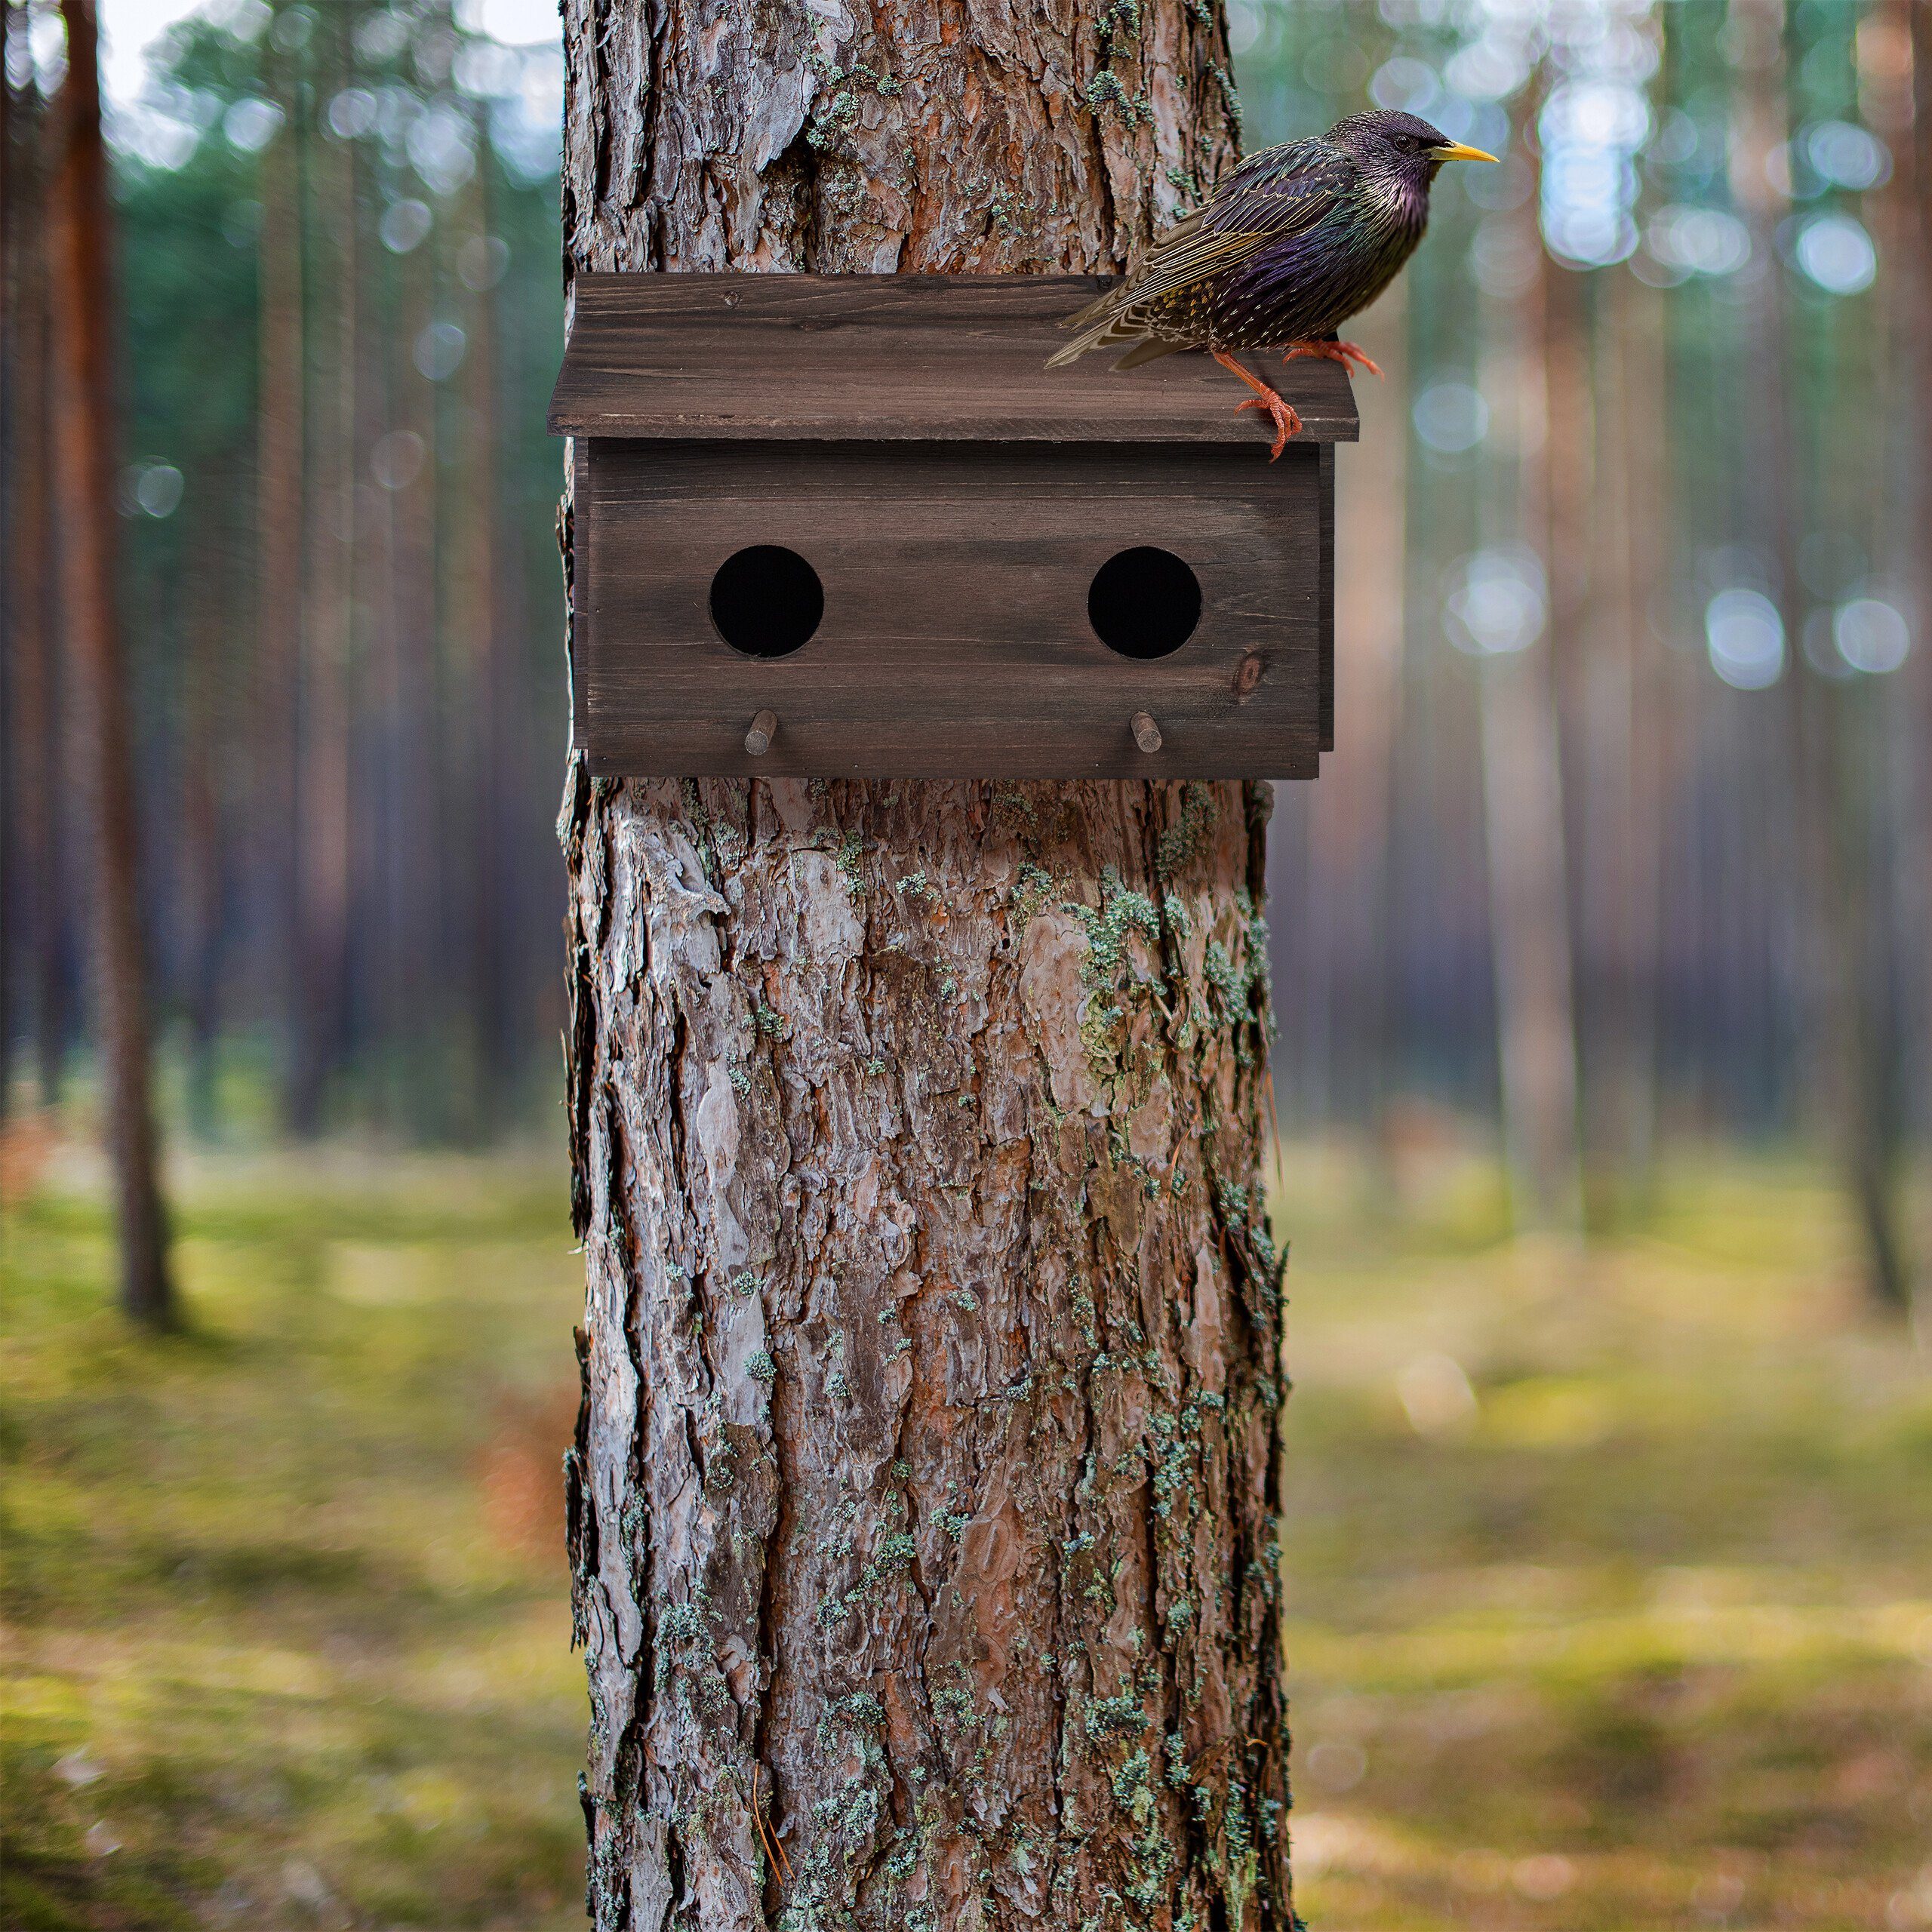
[550,275,1358,780]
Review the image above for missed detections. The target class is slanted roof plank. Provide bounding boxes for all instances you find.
[548,272,1361,445]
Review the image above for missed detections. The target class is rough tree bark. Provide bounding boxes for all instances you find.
[45,0,174,1324]
[557,8,1295,1932]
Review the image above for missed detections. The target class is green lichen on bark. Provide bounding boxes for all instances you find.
[564,776,1293,1932]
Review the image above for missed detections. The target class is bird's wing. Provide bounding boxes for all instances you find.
[1054,140,1352,342]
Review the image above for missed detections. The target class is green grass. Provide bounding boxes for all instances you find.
[2,1137,1930,1930]
[1270,1142,1932,1930]
[0,1149,587,1931]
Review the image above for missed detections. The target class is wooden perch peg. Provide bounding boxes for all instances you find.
[1131,711,1163,754]
[745,709,779,756]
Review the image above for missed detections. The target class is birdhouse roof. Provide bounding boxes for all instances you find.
[548,273,1361,447]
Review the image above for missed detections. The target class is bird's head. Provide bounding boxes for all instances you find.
[1328,109,1499,186]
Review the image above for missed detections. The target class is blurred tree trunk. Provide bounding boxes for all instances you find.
[452,125,506,1119]
[290,21,355,1135]
[1906,0,1932,1290]
[1737,0,1908,1312]
[348,157,392,1137]
[1606,269,1667,1197]
[1576,266,1664,1214]
[255,33,304,1131]
[558,7,1295,1930]
[1478,112,1580,1235]
[181,502,229,1138]
[1315,279,1406,1156]
[1,0,16,1117]
[1817,14,1910,1318]
[5,24,65,1106]
[389,213,438,1132]
[368,276,405,1131]
[45,0,174,1325]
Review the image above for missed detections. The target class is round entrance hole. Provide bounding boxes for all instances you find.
[1087,546,1201,660]
[709,545,824,658]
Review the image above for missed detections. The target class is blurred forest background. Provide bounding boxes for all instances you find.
[1,0,1927,1301]
[1,0,568,1156]
[5,0,1932,1928]
[1256,0,1929,1304]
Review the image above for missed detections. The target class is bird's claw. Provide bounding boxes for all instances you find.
[1237,391,1303,462]
[1284,338,1383,380]
[1211,349,1304,459]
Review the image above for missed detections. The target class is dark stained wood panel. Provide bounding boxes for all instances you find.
[1318,440,1335,752]
[578,441,1324,779]
[550,274,1361,448]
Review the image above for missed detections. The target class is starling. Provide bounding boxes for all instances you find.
[1048,110,1497,458]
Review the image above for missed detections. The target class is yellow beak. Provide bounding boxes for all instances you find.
[1432,142,1500,163]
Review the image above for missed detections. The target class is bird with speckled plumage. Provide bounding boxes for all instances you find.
[1048,109,1497,458]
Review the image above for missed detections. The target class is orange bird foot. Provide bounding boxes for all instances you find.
[1238,392,1304,460]
[1284,338,1383,379]
[1213,350,1304,460]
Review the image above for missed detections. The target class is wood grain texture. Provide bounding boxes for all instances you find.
[551,273,1360,446]
[1319,441,1336,753]
[578,441,1323,779]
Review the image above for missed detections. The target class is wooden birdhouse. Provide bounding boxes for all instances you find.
[548,274,1358,779]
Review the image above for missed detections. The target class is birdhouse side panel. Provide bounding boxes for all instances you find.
[1320,441,1335,754]
[577,440,1328,779]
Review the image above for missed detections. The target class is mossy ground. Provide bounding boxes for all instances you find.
[1272,1141,1932,1931]
[0,1147,586,1931]
[2,1136,1929,1930]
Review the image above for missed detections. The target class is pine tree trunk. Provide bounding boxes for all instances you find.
[390,217,440,1129]
[290,14,356,1135]
[1912,0,1932,1208]
[254,36,305,1129]
[1478,96,1580,1235]
[558,10,1295,1930]
[5,33,65,1106]
[1311,278,1405,1143]
[453,123,507,1115]
[1594,267,1666,1204]
[1,5,17,1118]
[1734,0,1908,1311]
[180,501,229,1138]
[46,0,174,1325]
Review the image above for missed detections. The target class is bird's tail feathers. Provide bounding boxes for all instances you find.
[1044,275,1143,368]
[1046,316,1174,371]
[1057,278,1126,331]
[1044,331,1103,369]
[1045,309,1151,370]
[1109,336,1183,371]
